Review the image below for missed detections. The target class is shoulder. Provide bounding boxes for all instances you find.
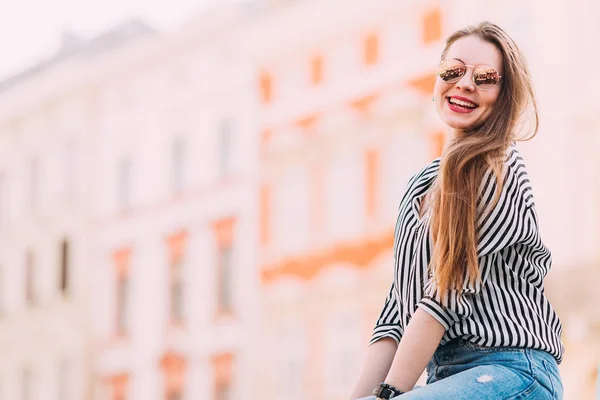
[409,156,441,185]
[506,142,527,174]
[505,142,535,207]
[480,143,535,209]
[397,157,441,207]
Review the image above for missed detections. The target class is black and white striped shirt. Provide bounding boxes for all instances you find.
[370,143,564,363]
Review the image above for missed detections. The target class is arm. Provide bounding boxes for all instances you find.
[350,338,398,399]
[384,308,445,392]
[351,283,402,399]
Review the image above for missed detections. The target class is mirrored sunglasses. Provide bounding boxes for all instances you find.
[437,58,502,91]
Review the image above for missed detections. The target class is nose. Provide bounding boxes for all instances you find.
[455,70,476,92]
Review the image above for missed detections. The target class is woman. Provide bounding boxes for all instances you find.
[351,22,564,400]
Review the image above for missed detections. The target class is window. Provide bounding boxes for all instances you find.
[259,185,271,247]
[215,382,231,400]
[25,250,36,305]
[116,275,129,335]
[310,54,323,85]
[60,239,70,295]
[114,249,131,336]
[160,352,186,400]
[170,257,184,324]
[217,245,233,314]
[117,157,131,211]
[259,71,273,104]
[212,354,233,400]
[167,232,186,325]
[213,218,236,315]
[110,374,128,400]
[29,157,39,210]
[364,33,379,66]
[217,120,233,178]
[170,136,185,194]
[422,7,442,44]
[365,149,380,219]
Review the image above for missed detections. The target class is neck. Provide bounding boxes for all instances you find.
[439,128,457,159]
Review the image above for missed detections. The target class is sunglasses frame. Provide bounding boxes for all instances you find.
[438,58,503,91]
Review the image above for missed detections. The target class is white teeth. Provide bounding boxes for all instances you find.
[449,97,477,108]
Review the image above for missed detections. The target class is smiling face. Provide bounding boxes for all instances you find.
[434,35,504,131]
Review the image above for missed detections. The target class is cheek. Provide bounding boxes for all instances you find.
[433,78,446,98]
[433,79,448,109]
[480,90,501,109]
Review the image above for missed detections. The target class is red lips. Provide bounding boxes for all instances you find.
[446,96,478,114]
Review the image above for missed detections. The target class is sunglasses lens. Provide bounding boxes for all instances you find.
[438,59,466,82]
[473,66,500,89]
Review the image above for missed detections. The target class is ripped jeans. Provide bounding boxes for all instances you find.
[359,338,563,399]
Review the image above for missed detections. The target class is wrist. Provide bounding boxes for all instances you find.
[372,382,404,399]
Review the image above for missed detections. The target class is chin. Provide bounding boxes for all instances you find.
[441,111,488,131]
[443,118,477,131]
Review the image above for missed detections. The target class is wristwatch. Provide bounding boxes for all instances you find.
[372,382,404,399]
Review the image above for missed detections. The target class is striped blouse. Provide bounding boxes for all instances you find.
[370,143,564,363]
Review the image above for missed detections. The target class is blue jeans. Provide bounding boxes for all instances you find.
[360,338,563,399]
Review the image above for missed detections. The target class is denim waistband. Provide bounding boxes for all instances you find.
[432,336,556,366]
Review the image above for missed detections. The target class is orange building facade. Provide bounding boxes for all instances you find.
[254,2,447,399]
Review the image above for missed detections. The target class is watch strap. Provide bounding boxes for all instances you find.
[372,382,404,399]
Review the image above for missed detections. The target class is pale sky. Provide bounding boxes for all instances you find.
[0,0,217,80]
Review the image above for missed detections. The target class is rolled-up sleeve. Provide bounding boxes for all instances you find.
[417,158,536,330]
[370,282,402,345]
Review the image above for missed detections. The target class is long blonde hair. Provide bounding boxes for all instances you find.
[429,22,538,298]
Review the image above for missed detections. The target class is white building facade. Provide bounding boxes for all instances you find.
[88,5,262,400]
[0,32,110,400]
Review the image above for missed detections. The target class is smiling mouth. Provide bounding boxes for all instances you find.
[448,97,478,108]
[446,97,478,113]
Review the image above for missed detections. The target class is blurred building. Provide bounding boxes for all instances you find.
[0,0,599,400]
[87,5,261,400]
[0,20,155,400]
